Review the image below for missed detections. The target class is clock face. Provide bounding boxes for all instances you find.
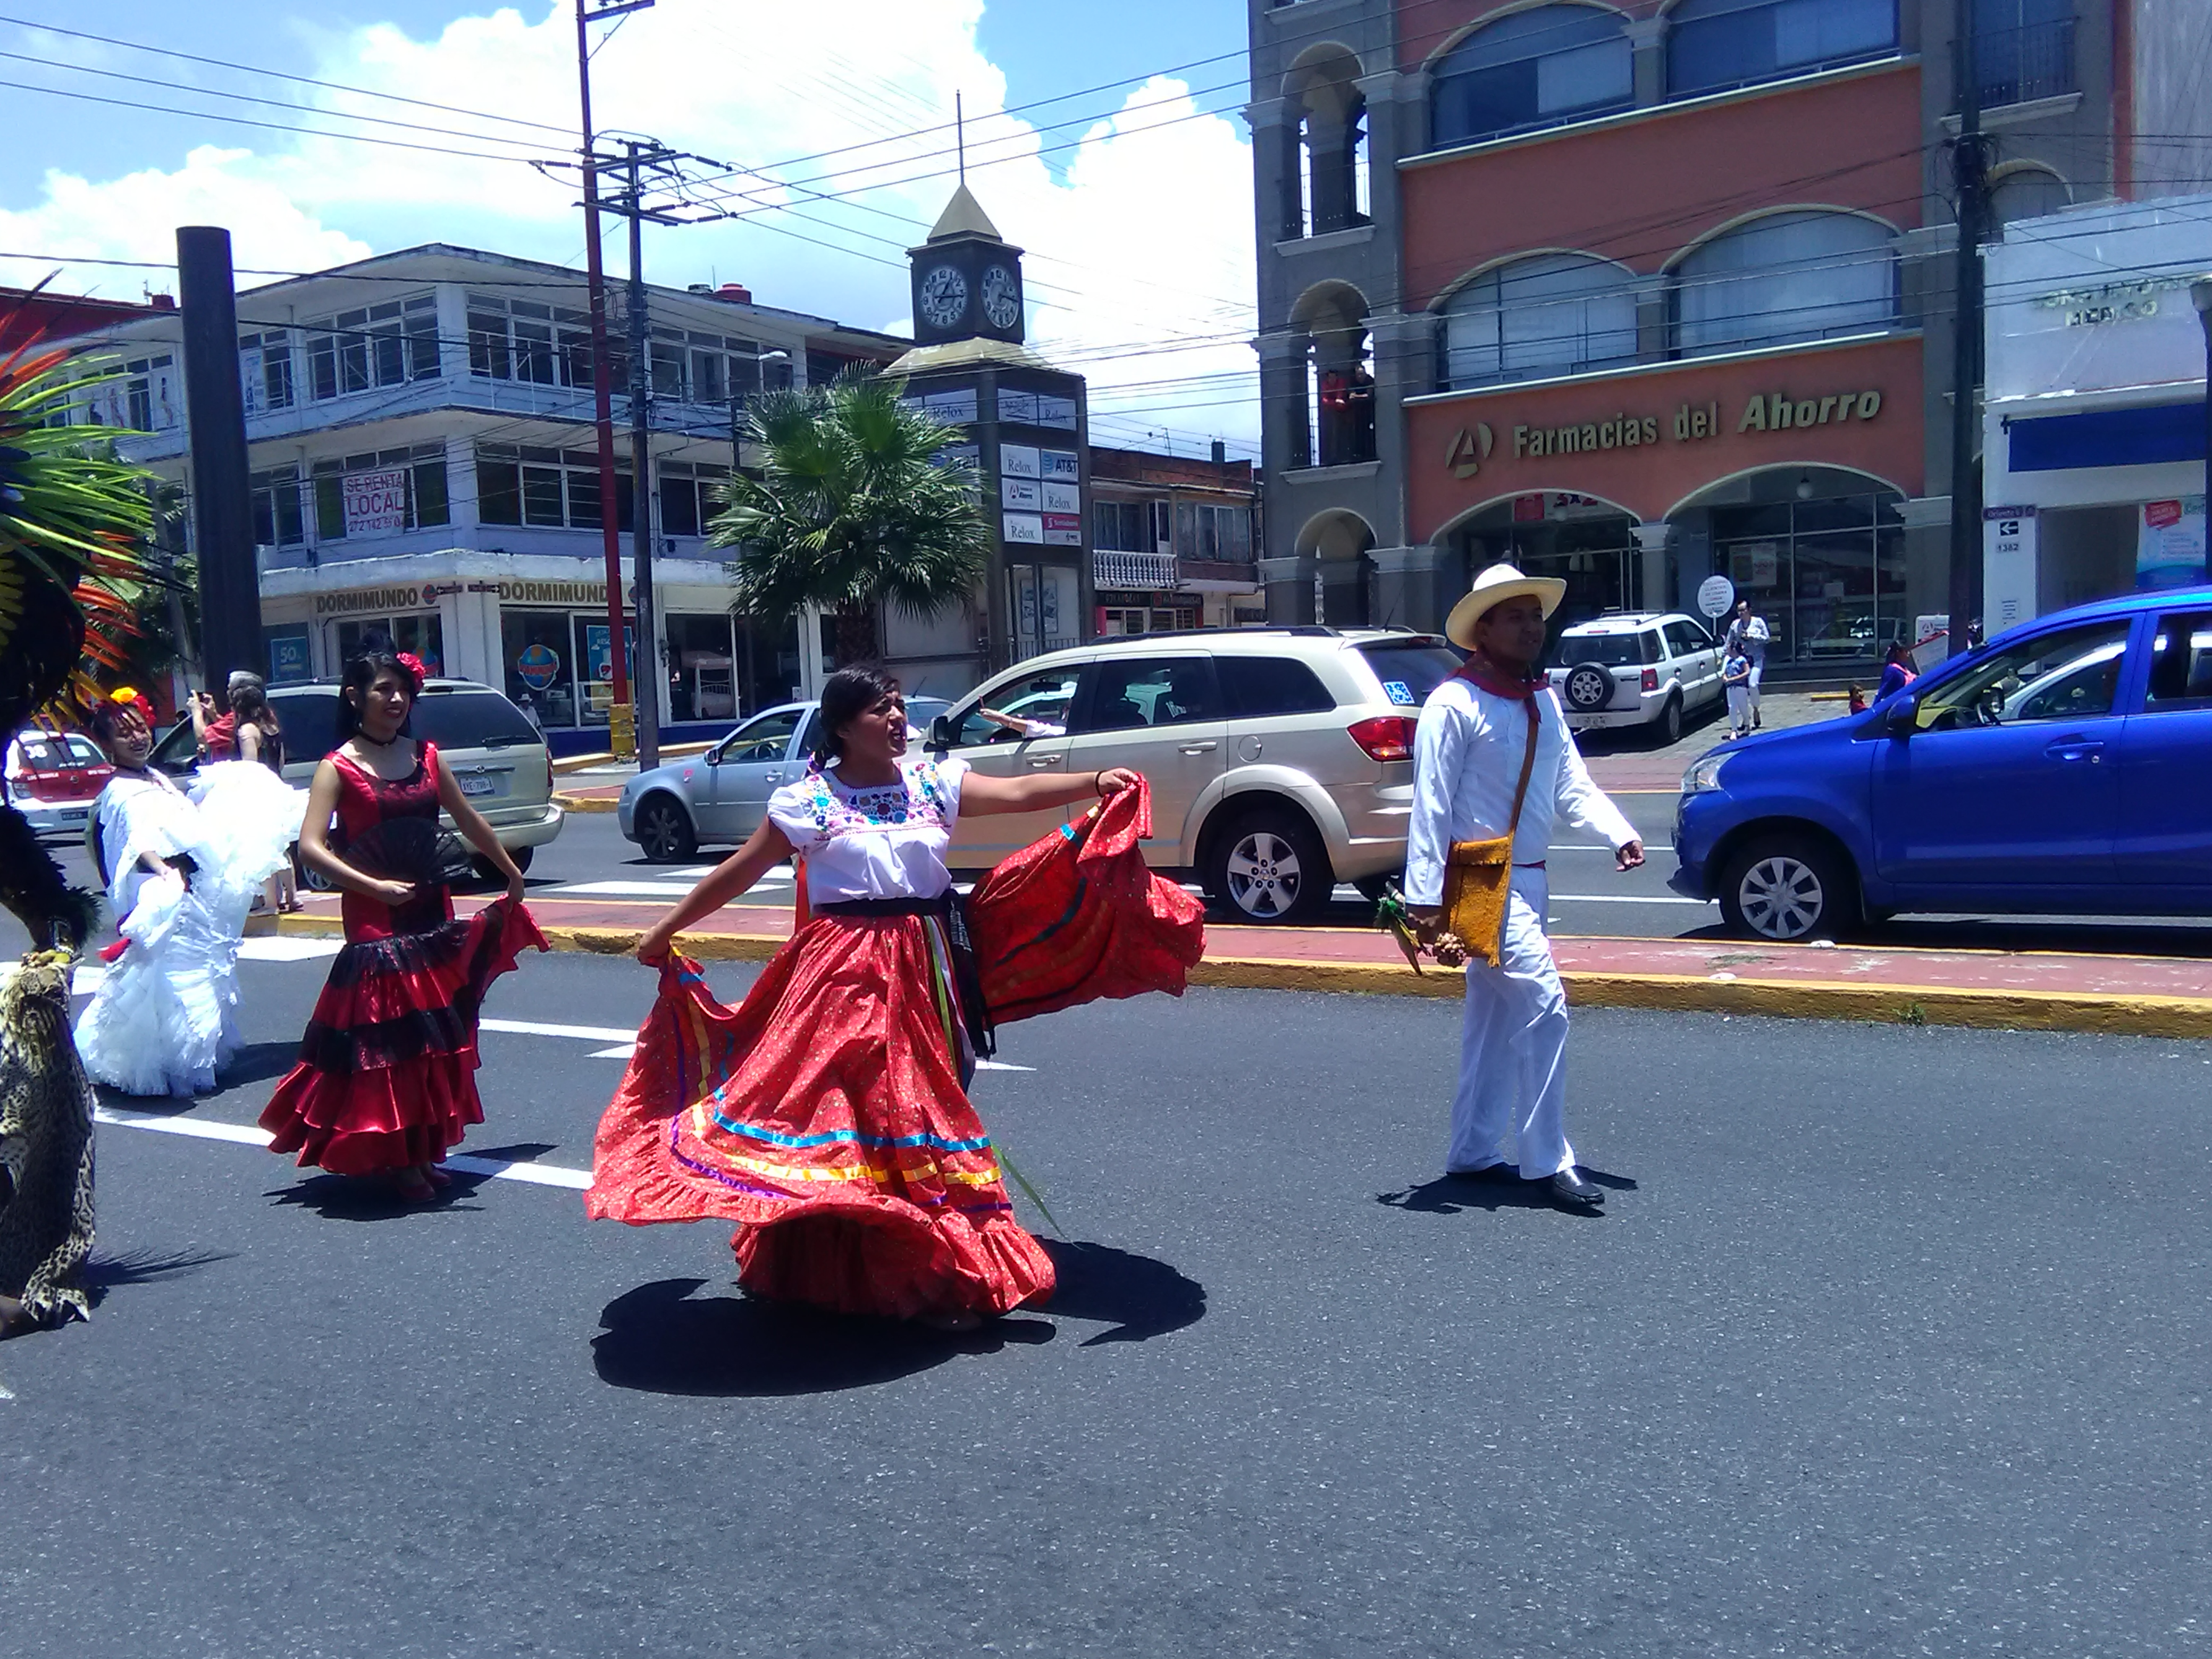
[918,263,968,329]
[981,263,1021,330]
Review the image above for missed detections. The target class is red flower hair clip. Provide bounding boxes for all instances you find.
[108,684,157,727]
[395,651,426,691]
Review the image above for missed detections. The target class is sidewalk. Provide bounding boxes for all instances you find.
[275,891,2212,1039]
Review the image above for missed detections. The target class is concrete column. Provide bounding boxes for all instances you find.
[1258,553,1317,624]
[1624,18,1666,107]
[1369,543,1445,632]
[1631,522,1671,614]
[1368,310,1436,547]
[1318,557,1372,627]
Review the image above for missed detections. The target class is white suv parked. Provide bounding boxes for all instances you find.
[1547,612,1724,745]
[929,627,1464,924]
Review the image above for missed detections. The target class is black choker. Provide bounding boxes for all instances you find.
[355,731,402,748]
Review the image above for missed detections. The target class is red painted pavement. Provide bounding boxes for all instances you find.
[284,892,2212,1003]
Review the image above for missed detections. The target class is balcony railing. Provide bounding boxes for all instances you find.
[1094,550,1178,589]
[1963,18,2076,109]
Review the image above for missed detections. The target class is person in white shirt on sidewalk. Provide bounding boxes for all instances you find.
[1403,564,1645,1208]
[1724,599,1770,730]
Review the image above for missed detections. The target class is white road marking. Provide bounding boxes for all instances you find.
[238,936,344,961]
[552,876,789,898]
[975,1059,1034,1072]
[481,1016,639,1043]
[1547,892,1712,905]
[94,1107,592,1189]
[589,1043,636,1060]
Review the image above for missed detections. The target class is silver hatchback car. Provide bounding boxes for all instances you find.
[930,628,1463,923]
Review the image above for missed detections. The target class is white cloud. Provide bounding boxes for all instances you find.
[0,1,1257,449]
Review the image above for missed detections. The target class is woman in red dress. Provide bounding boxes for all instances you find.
[259,646,547,1201]
[589,668,1142,1329]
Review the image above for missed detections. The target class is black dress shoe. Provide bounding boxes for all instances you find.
[1549,1169,1605,1205]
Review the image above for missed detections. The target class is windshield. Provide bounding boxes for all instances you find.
[1356,642,1462,710]
[1559,632,1656,668]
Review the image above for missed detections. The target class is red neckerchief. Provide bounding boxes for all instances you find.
[1454,656,1545,702]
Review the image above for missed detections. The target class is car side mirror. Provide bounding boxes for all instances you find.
[928,714,957,749]
[1883,697,1918,738]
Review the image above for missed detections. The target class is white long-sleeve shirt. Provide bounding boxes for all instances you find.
[1403,677,1638,907]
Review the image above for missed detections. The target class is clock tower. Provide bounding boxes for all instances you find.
[907,183,1026,347]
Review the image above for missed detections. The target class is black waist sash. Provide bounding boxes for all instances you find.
[813,892,995,1059]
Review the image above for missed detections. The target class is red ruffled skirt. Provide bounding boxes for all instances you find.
[587,916,1055,1322]
[260,899,548,1176]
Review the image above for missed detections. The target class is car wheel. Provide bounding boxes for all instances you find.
[1564,664,1612,715]
[1718,834,1859,942]
[634,793,697,864]
[1655,692,1683,747]
[1208,808,1331,924]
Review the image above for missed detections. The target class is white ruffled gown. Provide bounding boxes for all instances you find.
[73,763,302,1097]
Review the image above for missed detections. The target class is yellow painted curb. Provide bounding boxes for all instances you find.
[270,912,2212,1037]
[554,791,621,814]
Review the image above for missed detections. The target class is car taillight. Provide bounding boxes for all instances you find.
[1348,715,1416,762]
[1640,668,1659,693]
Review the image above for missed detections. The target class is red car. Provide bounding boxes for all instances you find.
[4,730,112,839]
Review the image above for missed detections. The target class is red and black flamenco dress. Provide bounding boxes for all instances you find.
[259,743,546,1176]
[589,766,1204,1323]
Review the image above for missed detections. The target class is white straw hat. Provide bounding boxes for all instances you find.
[1444,562,1566,650]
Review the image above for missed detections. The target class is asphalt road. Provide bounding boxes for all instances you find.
[2,949,2207,1657]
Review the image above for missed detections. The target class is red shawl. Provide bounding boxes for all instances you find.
[968,777,1205,1024]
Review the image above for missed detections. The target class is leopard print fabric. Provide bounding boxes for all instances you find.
[0,951,95,1327]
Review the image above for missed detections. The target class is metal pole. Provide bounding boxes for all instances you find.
[1947,0,1987,657]
[626,142,660,769]
[174,225,258,684]
[2195,283,2212,527]
[575,0,632,756]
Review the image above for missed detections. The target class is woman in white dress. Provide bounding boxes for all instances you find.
[72,690,297,1097]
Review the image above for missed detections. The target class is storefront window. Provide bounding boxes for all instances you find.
[1712,492,1905,664]
[1009,563,1083,660]
[571,613,638,727]
[499,610,577,731]
[734,615,804,716]
[666,613,738,725]
[333,614,446,677]
[476,444,634,532]
[1453,497,1638,637]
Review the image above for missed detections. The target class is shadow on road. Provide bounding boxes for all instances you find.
[591,1277,1055,1396]
[82,1246,233,1310]
[265,1174,488,1220]
[1377,1166,1638,1218]
[1038,1239,1206,1346]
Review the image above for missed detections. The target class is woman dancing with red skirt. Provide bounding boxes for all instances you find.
[259,644,546,1201]
[589,667,1143,1329]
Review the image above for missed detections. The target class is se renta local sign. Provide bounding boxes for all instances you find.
[341,468,409,535]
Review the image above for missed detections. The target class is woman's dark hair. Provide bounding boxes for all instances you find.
[229,676,279,731]
[1885,643,1912,666]
[337,640,416,740]
[86,698,144,744]
[812,667,902,767]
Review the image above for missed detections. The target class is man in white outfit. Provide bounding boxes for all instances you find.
[1404,564,1644,1207]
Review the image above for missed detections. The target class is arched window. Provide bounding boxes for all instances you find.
[1990,166,2070,233]
[1667,0,1896,100]
[1440,254,1639,389]
[1671,211,1896,356]
[1430,6,1633,149]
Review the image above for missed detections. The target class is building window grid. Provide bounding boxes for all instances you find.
[475,441,635,533]
[249,464,306,548]
[1430,5,1636,150]
[1970,0,2076,106]
[1439,255,1641,390]
[239,330,295,413]
[306,442,450,541]
[1669,212,1900,357]
[656,458,731,540]
[304,292,439,402]
[1666,0,1898,100]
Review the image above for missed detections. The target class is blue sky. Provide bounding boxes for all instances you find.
[0,2,1261,454]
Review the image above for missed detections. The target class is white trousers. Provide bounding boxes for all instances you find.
[1746,660,1764,712]
[1446,868,1577,1178]
[1727,684,1753,733]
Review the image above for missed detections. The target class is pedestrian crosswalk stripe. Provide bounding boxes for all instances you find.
[482,1016,639,1043]
[94,1105,593,1190]
[551,876,790,898]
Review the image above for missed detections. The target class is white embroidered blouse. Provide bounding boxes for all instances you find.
[766,756,970,904]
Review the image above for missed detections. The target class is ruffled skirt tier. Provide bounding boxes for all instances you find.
[588,917,1055,1322]
[259,899,547,1175]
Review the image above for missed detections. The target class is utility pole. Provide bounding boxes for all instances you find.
[174,226,258,685]
[575,0,649,757]
[1947,0,1988,657]
[623,140,660,770]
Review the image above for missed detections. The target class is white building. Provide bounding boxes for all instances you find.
[64,244,906,750]
[1983,195,2212,632]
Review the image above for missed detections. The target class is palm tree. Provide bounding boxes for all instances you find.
[710,368,990,667]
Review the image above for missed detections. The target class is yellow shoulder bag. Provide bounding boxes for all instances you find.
[1440,696,1541,969]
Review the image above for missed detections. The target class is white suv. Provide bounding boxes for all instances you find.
[929,628,1463,924]
[1547,612,1724,745]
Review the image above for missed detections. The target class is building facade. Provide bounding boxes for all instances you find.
[1090,444,1264,633]
[1248,0,2212,667]
[56,244,903,750]
[1983,191,2211,631]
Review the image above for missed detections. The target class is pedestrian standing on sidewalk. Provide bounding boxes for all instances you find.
[1722,643,1755,738]
[1404,564,1644,1208]
[1724,599,1770,730]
